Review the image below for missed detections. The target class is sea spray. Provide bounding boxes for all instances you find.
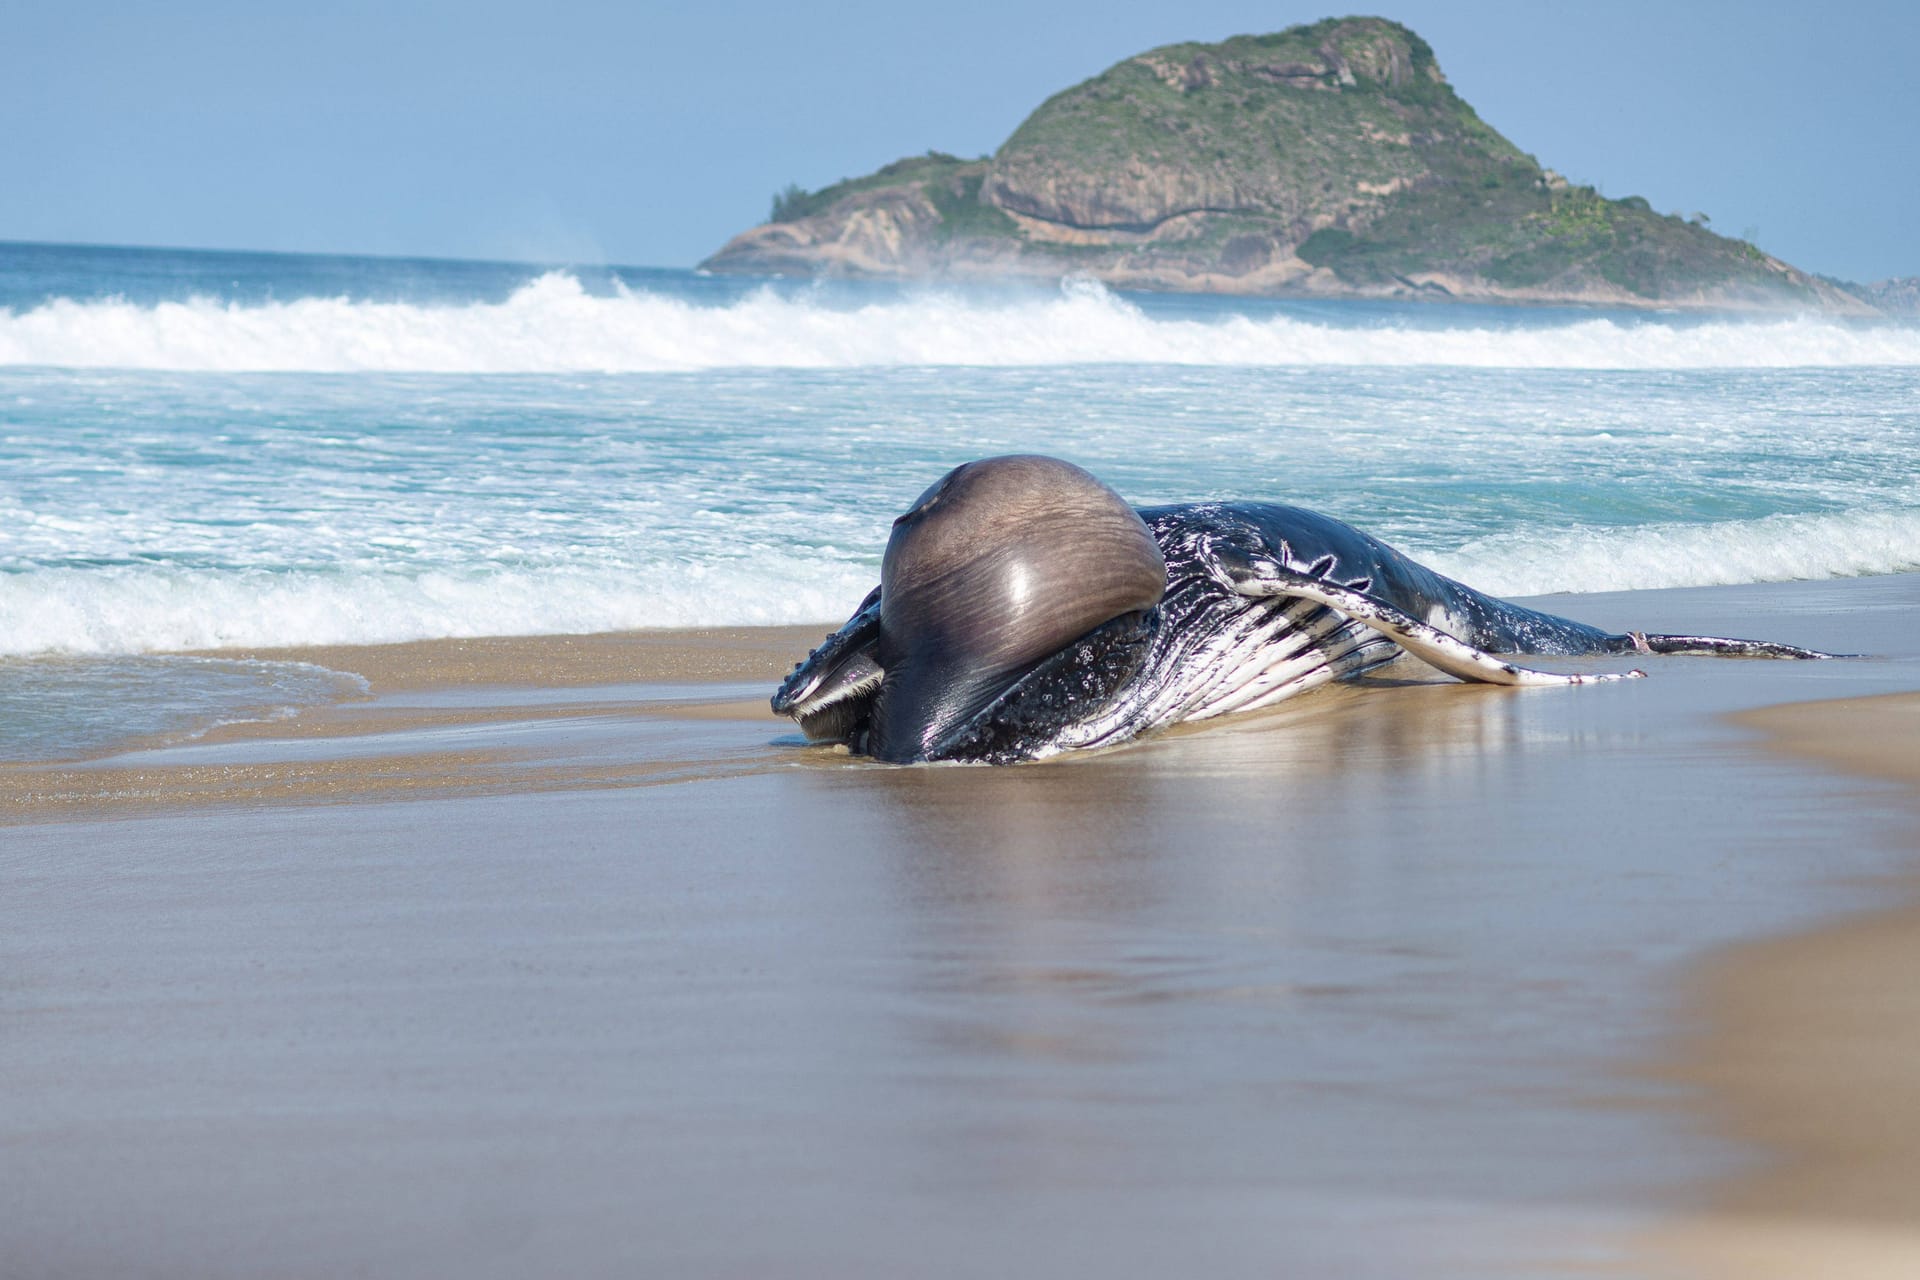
[5,272,1920,373]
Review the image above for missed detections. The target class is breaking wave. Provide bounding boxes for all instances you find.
[0,559,879,657]
[1431,507,1920,598]
[5,272,1919,372]
[5,508,1915,657]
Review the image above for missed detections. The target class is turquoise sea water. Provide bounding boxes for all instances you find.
[3,239,1918,758]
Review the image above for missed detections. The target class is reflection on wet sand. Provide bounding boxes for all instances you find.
[773,663,1693,1266]
[8,577,1917,1278]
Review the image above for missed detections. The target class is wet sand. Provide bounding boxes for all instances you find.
[187,623,832,693]
[4,575,1919,1277]
[0,625,811,819]
[1642,691,1920,1279]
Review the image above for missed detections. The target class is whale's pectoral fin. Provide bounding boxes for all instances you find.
[1215,555,1645,688]
[1623,632,1843,660]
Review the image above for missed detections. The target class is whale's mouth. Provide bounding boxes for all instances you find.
[772,588,884,744]
[790,658,882,743]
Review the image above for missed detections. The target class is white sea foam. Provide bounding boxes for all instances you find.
[4,272,1919,372]
[4,508,1915,657]
[0,560,879,657]
[1431,507,1920,597]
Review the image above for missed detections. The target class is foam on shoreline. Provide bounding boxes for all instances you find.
[4,510,1918,659]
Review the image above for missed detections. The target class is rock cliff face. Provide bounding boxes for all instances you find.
[1849,277,1920,315]
[983,23,1466,239]
[702,17,1867,312]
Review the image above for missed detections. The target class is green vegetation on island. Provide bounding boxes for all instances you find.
[704,17,1865,311]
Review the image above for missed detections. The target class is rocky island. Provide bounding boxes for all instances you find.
[703,17,1868,312]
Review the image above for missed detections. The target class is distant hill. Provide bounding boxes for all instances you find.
[703,17,1868,312]
[1844,276,1920,314]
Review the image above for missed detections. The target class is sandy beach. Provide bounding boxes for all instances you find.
[1641,690,1920,1278]
[4,573,1919,1278]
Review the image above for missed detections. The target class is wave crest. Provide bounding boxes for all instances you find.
[4,272,1919,372]
[1431,507,1920,597]
[5,508,1915,656]
[0,559,877,657]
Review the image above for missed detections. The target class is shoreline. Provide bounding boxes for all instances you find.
[1642,692,1920,1278]
[2,573,1914,828]
[182,624,831,695]
[166,575,1920,1272]
[0,625,827,823]
[4,574,1920,1276]
[702,258,1888,317]
[0,570,1889,824]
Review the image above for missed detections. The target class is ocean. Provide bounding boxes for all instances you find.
[4,239,1918,760]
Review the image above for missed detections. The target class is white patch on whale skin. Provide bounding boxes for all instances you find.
[1425,603,1475,643]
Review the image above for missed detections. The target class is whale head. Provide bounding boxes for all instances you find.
[773,455,1166,761]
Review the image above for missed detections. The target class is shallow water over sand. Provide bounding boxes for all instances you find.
[4,576,1918,1277]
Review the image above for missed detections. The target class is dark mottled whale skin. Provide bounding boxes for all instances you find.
[774,457,1832,764]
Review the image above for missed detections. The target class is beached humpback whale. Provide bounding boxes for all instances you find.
[773,456,1831,764]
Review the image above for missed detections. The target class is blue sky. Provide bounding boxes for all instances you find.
[6,1,1915,281]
